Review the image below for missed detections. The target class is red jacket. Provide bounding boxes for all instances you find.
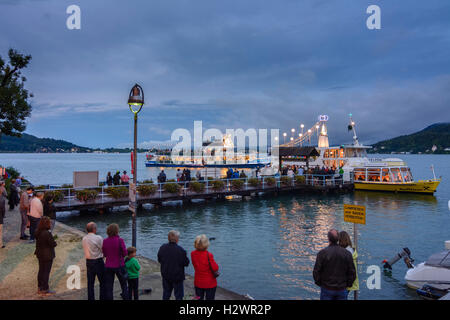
[191,250,219,289]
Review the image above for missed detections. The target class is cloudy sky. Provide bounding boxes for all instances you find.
[1,0,449,148]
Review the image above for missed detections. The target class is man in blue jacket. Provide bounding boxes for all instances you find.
[157,230,190,300]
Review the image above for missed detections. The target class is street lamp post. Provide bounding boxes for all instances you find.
[127,83,144,248]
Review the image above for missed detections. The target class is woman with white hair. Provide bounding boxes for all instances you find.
[191,234,219,300]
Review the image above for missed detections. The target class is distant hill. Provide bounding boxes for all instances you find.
[0,133,149,153]
[0,133,92,153]
[370,123,450,154]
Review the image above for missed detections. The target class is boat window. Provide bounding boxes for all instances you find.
[354,168,366,181]
[390,168,403,182]
[324,150,329,158]
[367,168,381,182]
[401,167,413,182]
[381,168,390,182]
[339,149,344,158]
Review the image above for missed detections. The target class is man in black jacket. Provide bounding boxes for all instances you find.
[157,230,190,300]
[313,229,356,300]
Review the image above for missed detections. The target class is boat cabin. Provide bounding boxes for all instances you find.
[353,166,414,183]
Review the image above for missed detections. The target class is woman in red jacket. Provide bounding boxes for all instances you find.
[191,234,219,300]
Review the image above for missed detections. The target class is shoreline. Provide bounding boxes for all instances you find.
[0,207,247,300]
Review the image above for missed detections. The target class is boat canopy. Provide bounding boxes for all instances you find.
[279,146,320,157]
[425,251,450,269]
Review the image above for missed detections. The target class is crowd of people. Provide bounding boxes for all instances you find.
[105,171,130,186]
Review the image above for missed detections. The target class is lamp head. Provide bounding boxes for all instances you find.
[128,83,144,114]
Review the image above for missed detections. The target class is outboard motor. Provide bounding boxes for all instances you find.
[382,247,414,270]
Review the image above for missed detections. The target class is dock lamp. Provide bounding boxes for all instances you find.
[128,83,144,248]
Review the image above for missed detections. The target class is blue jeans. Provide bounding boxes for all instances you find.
[104,267,129,300]
[162,278,184,300]
[320,287,348,300]
[86,258,105,300]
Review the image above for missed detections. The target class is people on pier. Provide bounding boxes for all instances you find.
[313,229,356,300]
[338,231,359,298]
[28,192,44,243]
[157,230,190,300]
[176,169,182,182]
[113,171,121,185]
[125,246,141,300]
[106,172,113,186]
[121,171,130,185]
[191,234,219,300]
[43,194,57,232]
[35,216,57,295]
[0,181,6,249]
[157,170,167,184]
[102,223,129,300]
[82,222,105,300]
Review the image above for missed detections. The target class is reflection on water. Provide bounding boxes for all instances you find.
[2,153,448,299]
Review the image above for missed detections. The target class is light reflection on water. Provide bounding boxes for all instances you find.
[2,153,448,299]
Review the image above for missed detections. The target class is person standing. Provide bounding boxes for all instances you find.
[19,187,33,240]
[8,179,20,211]
[125,246,141,300]
[106,172,113,186]
[34,216,57,295]
[82,222,105,300]
[121,171,130,185]
[313,229,356,300]
[191,234,219,300]
[176,169,182,182]
[102,223,129,300]
[28,192,44,243]
[43,194,57,232]
[113,171,121,186]
[0,181,6,249]
[338,231,359,298]
[157,230,190,300]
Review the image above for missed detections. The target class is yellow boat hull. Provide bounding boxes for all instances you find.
[354,180,440,194]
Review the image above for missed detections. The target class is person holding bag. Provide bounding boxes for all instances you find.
[191,234,219,300]
[102,223,129,300]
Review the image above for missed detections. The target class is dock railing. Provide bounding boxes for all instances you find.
[30,173,352,209]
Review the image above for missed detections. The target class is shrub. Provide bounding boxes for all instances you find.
[295,175,306,185]
[211,180,225,191]
[45,190,65,203]
[167,179,176,182]
[5,166,20,179]
[75,189,98,202]
[106,186,128,199]
[231,179,244,190]
[189,181,205,193]
[137,184,157,196]
[207,177,214,180]
[61,184,73,189]
[141,179,154,184]
[280,176,293,186]
[34,185,48,190]
[163,182,181,194]
[248,177,261,188]
[264,177,276,186]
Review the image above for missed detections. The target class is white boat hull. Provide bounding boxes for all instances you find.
[405,262,450,289]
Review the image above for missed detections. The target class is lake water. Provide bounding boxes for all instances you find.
[1,153,449,299]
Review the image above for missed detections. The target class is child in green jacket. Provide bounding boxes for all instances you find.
[125,246,141,300]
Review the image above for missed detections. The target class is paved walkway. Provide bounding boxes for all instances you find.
[0,207,246,300]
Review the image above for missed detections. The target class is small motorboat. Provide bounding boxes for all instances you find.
[383,241,450,300]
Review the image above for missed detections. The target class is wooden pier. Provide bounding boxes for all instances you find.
[40,175,354,212]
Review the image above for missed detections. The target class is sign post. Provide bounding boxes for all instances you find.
[343,204,366,300]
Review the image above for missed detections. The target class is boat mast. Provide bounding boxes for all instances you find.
[348,113,360,146]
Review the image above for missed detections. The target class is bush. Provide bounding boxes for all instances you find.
[295,175,306,185]
[280,176,293,186]
[211,180,225,191]
[163,182,181,194]
[45,190,65,203]
[231,179,244,190]
[264,177,276,186]
[248,177,261,188]
[61,184,73,189]
[189,181,205,193]
[141,179,154,184]
[106,186,128,199]
[75,189,98,202]
[5,166,20,179]
[137,184,157,196]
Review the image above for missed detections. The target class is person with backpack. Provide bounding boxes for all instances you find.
[191,234,219,300]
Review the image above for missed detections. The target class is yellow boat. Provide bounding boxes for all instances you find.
[353,159,441,194]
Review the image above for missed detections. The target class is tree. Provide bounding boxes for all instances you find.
[0,48,32,142]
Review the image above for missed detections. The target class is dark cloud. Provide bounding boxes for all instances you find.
[0,0,449,148]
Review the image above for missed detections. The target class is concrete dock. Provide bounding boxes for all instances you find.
[0,207,246,300]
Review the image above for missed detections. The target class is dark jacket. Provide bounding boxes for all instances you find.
[0,196,5,224]
[313,243,356,290]
[43,202,56,220]
[35,229,57,261]
[157,242,190,282]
